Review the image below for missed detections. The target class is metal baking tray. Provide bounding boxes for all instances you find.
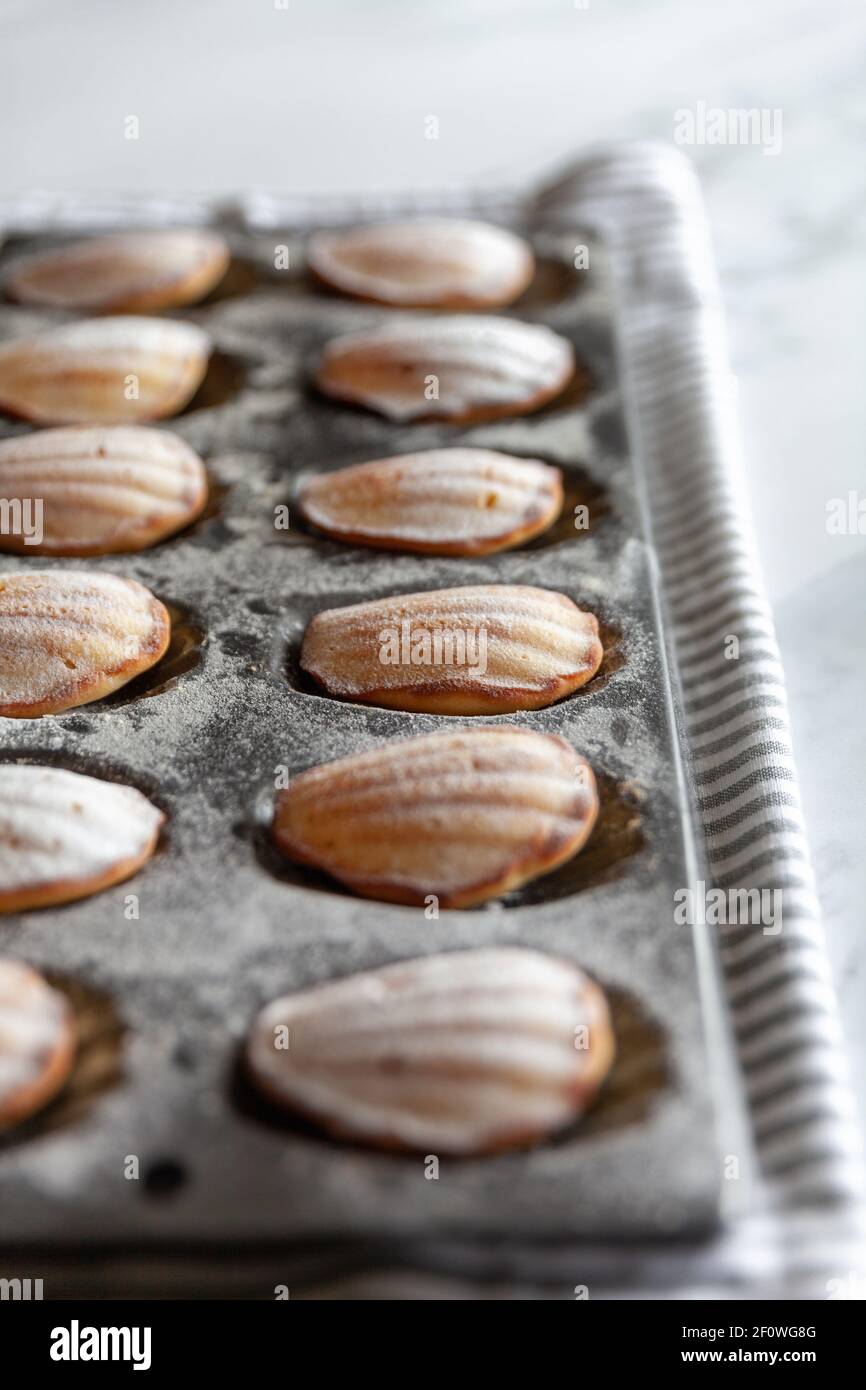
[0,211,749,1290]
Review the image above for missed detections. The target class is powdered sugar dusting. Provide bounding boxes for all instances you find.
[6,230,229,312]
[300,584,602,708]
[246,946,613,1154]
[308,219,534,308]
[0,569,169,713]
[0,318,211,424]
[316,314,575,421]
[273,725,598,904]
[0,425,207,554]
[0,764,164,903]
[299,447,562,552]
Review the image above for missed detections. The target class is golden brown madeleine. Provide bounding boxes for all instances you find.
[0,569,170,717]
[308,219,535,309]
[271,725,599,907]
[315,315,576,423]
[246,947,614,1154]
[5,230,230,313]
[300,584,603,714]
[0,425,208,556]
[298,448,563,555]
[0,317,211,425]
[0,959,77,1128]
[0,765,164,912]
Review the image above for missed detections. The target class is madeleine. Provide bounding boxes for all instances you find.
[0,570,170,716]
[0,317,211,425]
[308,219,534,309]
[0,959,77,1128]
[300,584,603,714]
[0,425,207,556]
[271,725,599,907]
[246,947,614,1154]
[0,765,164,912]
[315,315,576,423]
[5,229,230,313]
[298,448,563,555]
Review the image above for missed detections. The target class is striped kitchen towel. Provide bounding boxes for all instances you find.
[533,143,866,1298]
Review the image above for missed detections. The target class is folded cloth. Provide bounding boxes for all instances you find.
[549,145,866,1299]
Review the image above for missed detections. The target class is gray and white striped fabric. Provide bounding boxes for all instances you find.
[2,146,862,1298]
[543,145,866,1298]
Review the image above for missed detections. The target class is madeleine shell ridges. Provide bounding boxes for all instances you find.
[245,946,615,1154]
[0,764,164,913]
[0,569,170,717]
[0,425,208,556]
[307,218,535,309]
[271,725,599,907]
[0,958,77,1129]
[0,317,212,425]
[300,584,604,714]
[298,448,564,555]
[315,314,576,423]
[5,229,230,313]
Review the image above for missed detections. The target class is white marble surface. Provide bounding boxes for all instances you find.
[2,0,864,1127]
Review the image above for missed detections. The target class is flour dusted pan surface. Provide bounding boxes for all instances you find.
[246,947,614,1154]
[271,725,599,907]
[0,570,170,717]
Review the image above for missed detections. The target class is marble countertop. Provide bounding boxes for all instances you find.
[3,0,864,1132]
